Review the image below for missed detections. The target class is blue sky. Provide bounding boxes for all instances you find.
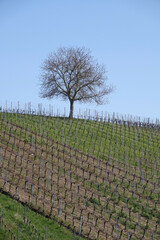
[0,0,160,120]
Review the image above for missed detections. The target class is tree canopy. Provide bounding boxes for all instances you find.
[39,46,113,118]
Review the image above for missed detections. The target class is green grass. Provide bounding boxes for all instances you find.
[1,112,159,170]
[88,197,101,206]
[0,192,85,240]
[0,229,9,240]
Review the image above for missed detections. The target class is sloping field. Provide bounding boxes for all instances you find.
[0,112,160,239]
[0,191,84,240]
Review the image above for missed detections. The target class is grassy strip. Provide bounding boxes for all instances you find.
[0,191,85,240]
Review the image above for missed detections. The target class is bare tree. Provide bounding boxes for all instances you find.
[39,47,113,118]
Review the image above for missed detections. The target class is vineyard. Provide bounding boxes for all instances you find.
[0,110,160,239]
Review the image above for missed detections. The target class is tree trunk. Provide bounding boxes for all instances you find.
[69,100,74,119]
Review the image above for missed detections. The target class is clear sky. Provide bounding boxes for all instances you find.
[0,0,160,121]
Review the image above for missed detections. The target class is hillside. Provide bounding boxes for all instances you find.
[0,111,160,239]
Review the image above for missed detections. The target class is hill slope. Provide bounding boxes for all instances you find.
[0,112,160,239]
